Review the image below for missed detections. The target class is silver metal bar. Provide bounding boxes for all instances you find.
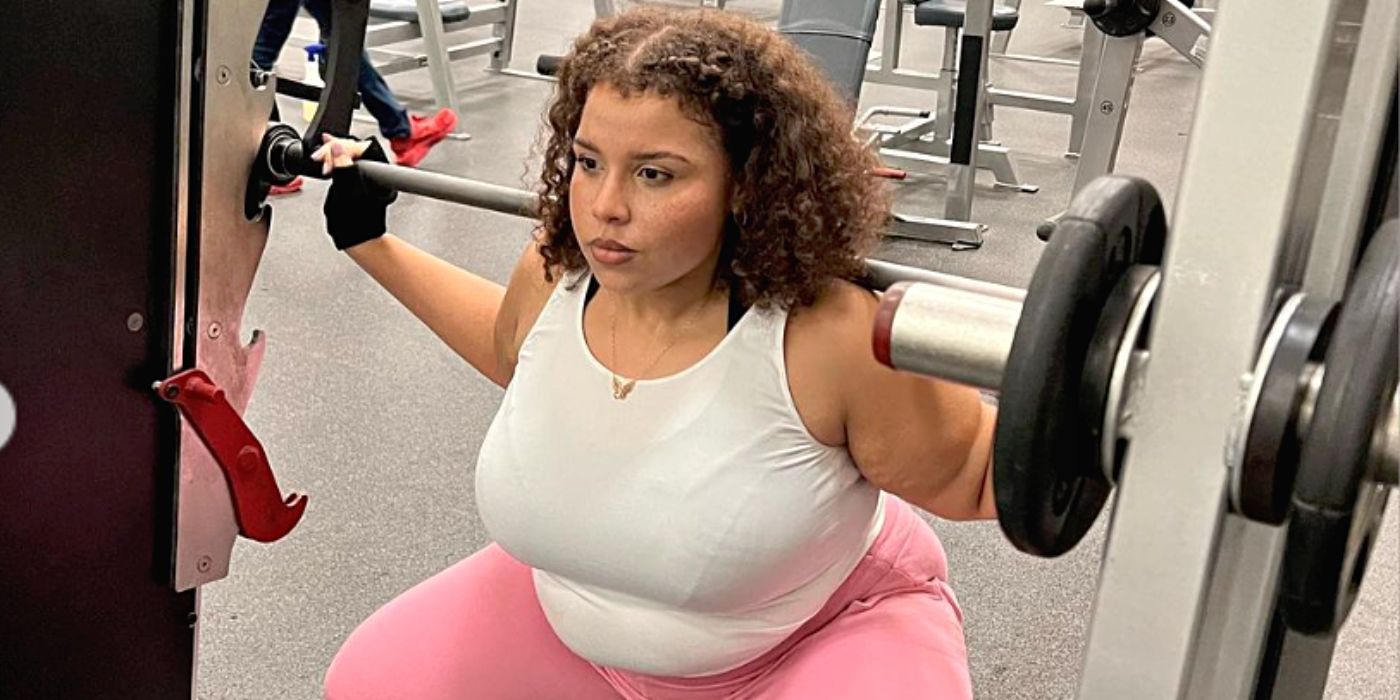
[864,259,1026,301]
[357,161,538,217]
[867,0,906,83]
[1150,0,1211,69]
[169,0,196,599]
[1069,35,1142,197]
[447,37,504,60]
[865,67,944,91]
[990,0,1021,54]
[497,67,557,82]
[880,142,1030,190]
[885,282,1022,389]
[1076,0,1352,696]
[414,0,467,137]
[364,12,500,49]
[460,3,508,25]
[176,0,284,593]
[1188,2,1394,693]
[491,0,518,72]
[989,52,1080,68]
[1304,0,1399,298]
[372,38,502,77]
[886,212,986,249]
[987,87,1078,114]
[1181,515,1287,699]
[945,0,995,221]
[364,20,418,48]
[934,27,958,144]
[1069,23,1105,156]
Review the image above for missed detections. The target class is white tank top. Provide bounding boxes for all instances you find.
[475,272,883,677]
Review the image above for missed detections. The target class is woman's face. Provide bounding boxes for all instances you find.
[568,83,732,295]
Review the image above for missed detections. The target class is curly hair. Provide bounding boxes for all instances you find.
[535,7,890,310]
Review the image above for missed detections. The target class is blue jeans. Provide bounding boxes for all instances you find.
[253,0,412,139]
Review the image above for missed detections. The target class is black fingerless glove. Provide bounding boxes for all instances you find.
[323,138,398,250]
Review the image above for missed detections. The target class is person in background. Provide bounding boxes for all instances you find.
[254,0,458,194]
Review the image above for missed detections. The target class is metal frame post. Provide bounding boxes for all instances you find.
[944,0,995,221]
[1076,1,1365,697]
[414,0,469,139]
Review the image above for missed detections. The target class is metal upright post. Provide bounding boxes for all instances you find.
[1067,21,1105,156]
[1076,1,1362,697]
[415,0,469,139]
[1067,34,1141,196]
[944,0,995,221]
[492,0,519,72]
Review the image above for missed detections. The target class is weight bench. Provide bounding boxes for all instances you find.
[361,0,522,139]
[857,0,1037,202]
[784,0,1040,248]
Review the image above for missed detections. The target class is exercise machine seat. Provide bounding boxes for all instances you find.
[369,0,474,23]
[778,0,881,104]
[914,0,1020,31]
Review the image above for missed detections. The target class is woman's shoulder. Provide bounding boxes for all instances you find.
[782,278,880,447]
[786,278,878,339]
[495,237,568,378]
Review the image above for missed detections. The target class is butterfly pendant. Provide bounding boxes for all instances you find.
[611,375,637,400]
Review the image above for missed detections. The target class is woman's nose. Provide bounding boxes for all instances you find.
[590,173,630,225]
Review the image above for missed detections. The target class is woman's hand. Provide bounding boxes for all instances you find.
[310,133,374,176]
[311,133,398,251]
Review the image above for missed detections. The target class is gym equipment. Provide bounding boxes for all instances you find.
[1280,222,1399,636]
[1059,0,1397,695]
[361,0,522,139]
[875,3,1399,695]
[860,0,1032,247]
[4,0,1396,697]
[875,174,1165,555]
[879,193,1398,565]
[867,0,1210,243]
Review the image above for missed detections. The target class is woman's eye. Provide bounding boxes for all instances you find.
[575,155,599,171]
[638,167,671,182]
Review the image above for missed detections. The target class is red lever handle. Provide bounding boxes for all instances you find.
[156,369,307,542]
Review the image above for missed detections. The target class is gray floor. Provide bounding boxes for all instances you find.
[197,1,1398,698]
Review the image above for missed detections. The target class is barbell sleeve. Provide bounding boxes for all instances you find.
[872,281,1022,390]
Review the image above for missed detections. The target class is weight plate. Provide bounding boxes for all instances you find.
[995,175,1166,557]
[1282,220,1399,635]
[1079,264,1157,485]
[1234,295,1336,524]
[1089,0,1160,37]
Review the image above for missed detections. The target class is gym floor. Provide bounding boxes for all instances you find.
[197,1,1398,698]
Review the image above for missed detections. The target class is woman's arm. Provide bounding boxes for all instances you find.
[788,281,997,521]
[345,235,510,386]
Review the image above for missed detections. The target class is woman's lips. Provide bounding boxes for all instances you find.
[589,239,636,265]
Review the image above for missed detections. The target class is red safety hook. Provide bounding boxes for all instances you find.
[155,369,307,542]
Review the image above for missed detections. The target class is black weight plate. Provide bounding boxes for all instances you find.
[1089,0,1161,37]
[1282,220,1399,635]
[1238,296,1335,524]
[1079,264,1157,485]
[995,175,1167,557]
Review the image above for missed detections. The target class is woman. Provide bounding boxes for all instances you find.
[313,7,995,698]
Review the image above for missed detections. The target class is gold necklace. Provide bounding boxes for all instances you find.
[608,297,709,400]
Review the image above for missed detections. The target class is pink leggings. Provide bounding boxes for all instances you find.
[324,497,971,699]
